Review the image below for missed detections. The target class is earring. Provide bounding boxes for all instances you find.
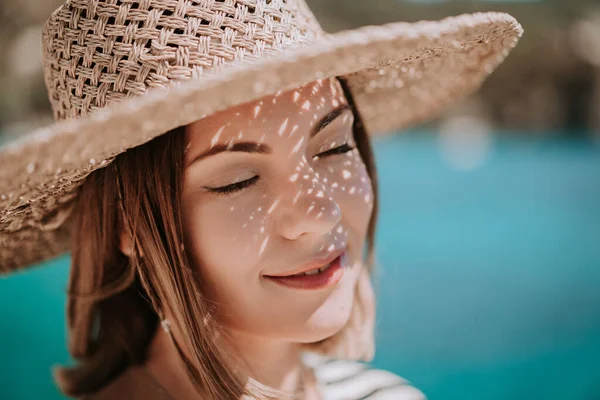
[161,318,172,334]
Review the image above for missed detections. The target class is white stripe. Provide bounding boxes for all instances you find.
[313,360,367,383]
[320,368,408,400]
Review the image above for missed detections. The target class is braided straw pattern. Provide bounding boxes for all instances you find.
[43,0,323,120]
[0,5,523,273]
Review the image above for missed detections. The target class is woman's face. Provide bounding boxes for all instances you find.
[181,78,374,344]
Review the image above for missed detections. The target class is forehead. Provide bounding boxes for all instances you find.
[185,78,348,152]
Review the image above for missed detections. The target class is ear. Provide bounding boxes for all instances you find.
[119,229,135,258]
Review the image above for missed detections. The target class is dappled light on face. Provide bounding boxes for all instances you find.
[291,137,304,154]
[278,118,288,136]
[182,77,373,278]
[267,197,281,215]
[210,125,226,147]
[259,235,270,256]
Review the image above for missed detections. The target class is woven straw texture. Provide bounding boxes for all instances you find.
[0,0,523,273]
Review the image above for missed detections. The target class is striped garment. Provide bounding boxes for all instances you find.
[303,353,427,400]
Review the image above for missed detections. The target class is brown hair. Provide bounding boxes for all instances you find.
[53,77,380,399]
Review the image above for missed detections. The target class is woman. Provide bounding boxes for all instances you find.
[0,1,522,399]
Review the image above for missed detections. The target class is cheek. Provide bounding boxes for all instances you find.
[181,196,271,290]
[322,151,374,230]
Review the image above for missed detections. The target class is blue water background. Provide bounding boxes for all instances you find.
[1,131,600,399]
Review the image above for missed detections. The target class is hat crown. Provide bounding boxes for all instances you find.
[42,0,325,121]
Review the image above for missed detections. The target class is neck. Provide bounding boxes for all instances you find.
[225,329,304,393]
[144,320,306,399]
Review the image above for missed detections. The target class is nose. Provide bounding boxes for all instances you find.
[275,163,341,241]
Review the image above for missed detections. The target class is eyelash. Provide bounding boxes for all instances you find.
[208,143,356,195]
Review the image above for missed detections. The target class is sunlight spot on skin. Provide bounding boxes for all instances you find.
[226,138,235,150]
[238,131,244,139]
[365,194,371,203]
[349,186,356,194]
[259,235,270,256]
[341,187,346,192]
[329,79,337,92]
[260,226,265,233]
[336,226,343,234]
[289,173,299,182]
[327,244,335,252]
[243,223,247,228]
[293,92,300,102]
[230,206,235,211]
[307,188,313,195]
[327,167,334,173]
[306,204,315,214]
[275,89,283,97]
[278,118,289,136]
[293,190,302,204]
[332,98,339,107]
[332,182,339,188]
[288,124,299,138]
[302,100,311,111]
[236,112,241,116]
[342,170,352,179]
[259,133,267,143]
[254,105,261,118]
[267,197,281,214]
[258,207,262,212]
[250,215,254,220]
[316,212,323,218]
[210,125,226,148]
[316,190,324,198]
[303,174,309,180]
[292,136,304,154]
[322,177,328,183]
[361,177,367,183]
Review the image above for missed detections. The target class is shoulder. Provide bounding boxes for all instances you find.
[303,353,426,400]
[78,366,161,400]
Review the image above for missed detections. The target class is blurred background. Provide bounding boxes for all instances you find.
[1,0,599,399]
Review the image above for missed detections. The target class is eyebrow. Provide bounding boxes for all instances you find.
[186,103,352,167]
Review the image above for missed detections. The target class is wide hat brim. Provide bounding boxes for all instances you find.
[0,12,522,273]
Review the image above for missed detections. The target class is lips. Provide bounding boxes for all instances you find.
[264,246,347,278]
[264,252,346,290]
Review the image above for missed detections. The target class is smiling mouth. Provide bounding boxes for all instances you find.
[287,260,335,277]
[263,252,346,290]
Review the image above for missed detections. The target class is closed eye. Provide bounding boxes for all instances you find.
[207,175,259,196]
[207,143,356,196]
[314,143,356,158]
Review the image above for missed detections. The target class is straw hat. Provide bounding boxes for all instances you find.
[0,0,522,273]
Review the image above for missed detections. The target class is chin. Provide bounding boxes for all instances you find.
[295,300,355,344]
